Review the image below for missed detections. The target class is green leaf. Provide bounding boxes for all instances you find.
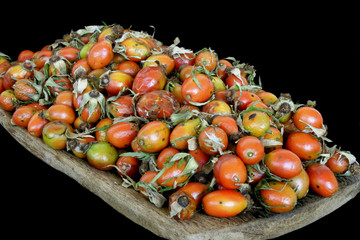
[168,108,198,126]
[191,70,202,89]
[0,52,11,61]
[119,151,157,161]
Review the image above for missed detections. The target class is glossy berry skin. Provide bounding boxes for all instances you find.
[242,110,270,138]
[264,149,302,179]
[226,90,260,111]
[202,190,248,218]
[326,151,350,174]
[95,118,113,142]
[225,73,248,88]
[143,54,175,75]
[31,49,52,69]
[213,154,247,189]
[107,122,139,149]
[170,118,201,150]
[212,115,239,138]
[198,126,228,155]
[132,66,167,95]
[3,62,33,90]
[86,142,118,171]
[157,159,188,188]
[136,121,170,153]
[293,106,323,131]
[257,181,297,213]
[42,120,73,150]
[27,111,49,137]
[236,136,265,165]
[121,37,151,62]
[195,50,218,71]
[116,156,139,178]
[188,149,210,173]
[136,90,180,120]
[88,40,114,69]
[102,70,133,97]
[288,169,310,199]
[173,52,195,69]
[202,100,232,116]
[157,147,180,170]
[11,105,37,128]
[285,132,322,161]
[107,95,134,118]
[181,73,214,104]
[0,90,17,111]
[306,163,338,197]
[13,79,38,102]
[138,171,159,199]
[113,60,140,77]
[46,104,76,125]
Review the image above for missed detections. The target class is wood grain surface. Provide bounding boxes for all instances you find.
[1,107,359,240]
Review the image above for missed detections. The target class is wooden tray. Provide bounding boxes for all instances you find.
[1,107,359,240]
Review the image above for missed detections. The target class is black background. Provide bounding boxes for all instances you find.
[1,4,359,240]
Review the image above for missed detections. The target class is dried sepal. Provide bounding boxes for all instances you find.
[320,146,358,176]
[72,75,90,98]
[299,120,331,142]
[113,116,149,126]
[13,79,43,102]
[65,126,95,140]
[168,107,199,127]
[235,112,247,135]
[338,150,357,165]
[203,130,226,155]
[187,136,198,151]
[224,57,257,85]
[230,83,263,93]
[229,68,247,85]
[120,151,157,174]
[42,76,71,101]
[77,90,106,121]
[177,153,199,177]
[254,179,292,212]
[169,37,194,59]
[194,47,217,58]
[260,138,283,148]
[136,181,167,208]
[202,156,219,174]
[242,64,257,85]
[112,43,128,60]
[189,94,215,107]
[46,55,71,76]
[271,93,296,123]
[152,153,199,190]
[236,183,253,195]
[73,65,88,79]
[108,164,138,189]
[98,70,114,88]
[75,25,104,36]
[168,191,196,220]
[33,69,46,83]
[66,138,94,156]
[115,28,156,44]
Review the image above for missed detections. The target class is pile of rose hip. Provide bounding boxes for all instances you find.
[0,24,358,220]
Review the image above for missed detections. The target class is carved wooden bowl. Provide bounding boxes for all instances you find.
[1,107,359,240]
